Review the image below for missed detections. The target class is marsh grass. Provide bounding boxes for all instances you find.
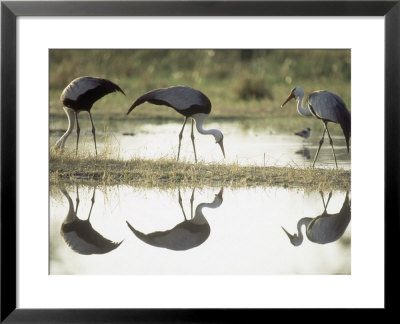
[50,150,350,190]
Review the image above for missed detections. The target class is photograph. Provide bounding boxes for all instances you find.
[49,49,351,275]
[3,0,395,318]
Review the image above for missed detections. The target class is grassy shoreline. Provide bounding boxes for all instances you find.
[50,154,351,190]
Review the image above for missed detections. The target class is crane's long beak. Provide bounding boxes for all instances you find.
[217,140,225,158]
[216,187,224,199]
[281,226,294,240]
[281,92,295,107]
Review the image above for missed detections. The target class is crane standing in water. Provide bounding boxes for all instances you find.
[54,76,125,155]
[281,86,351,168]
[126,86,225,162]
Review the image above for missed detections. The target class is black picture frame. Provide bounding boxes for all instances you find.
[1,0,398,322]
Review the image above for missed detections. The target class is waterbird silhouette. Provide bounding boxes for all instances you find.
[54,76,125,155]
[60,185,123,255]
[282,87,351,168]
[295,127,311,139]
[126,188,224,251]
[126,86,225,162]
[281,191,351,246]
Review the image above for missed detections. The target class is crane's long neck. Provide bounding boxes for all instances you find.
[192,113,221,138]
[296,93,312,117]
[60,188,76,224]
[192,198,223,225]
[55,107,75,151]
[297,217,313,237]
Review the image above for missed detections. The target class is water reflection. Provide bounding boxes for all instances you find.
[295,147,311,159]
[50,185,351,274]
[126,188,224,251]
[281,191,351,246]
[60,186,123,255]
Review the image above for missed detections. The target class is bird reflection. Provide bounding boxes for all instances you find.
[281,191,350,246]
[295,147,311,159]
[126,187,224,251]
[60,185,123,255]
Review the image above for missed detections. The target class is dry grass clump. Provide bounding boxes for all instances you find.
[50,151,350,191]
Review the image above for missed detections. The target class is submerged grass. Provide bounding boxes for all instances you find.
[50,151,350,191]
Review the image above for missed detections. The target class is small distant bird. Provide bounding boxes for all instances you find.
[60,186,123,255]
[281,191,350,246]
[126,188,224,251]
[54,76,125,155]
[282,86,351,168]
[126,86,225,162]
[294,127,311,139]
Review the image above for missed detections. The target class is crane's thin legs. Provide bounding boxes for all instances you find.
[177,117,188,161]
[88,112,98,156]
[87,187,96,221]
[190,188,195,219]
[312,127,326,167]
[326,191,332,208]
[324,124,338,169]
[190,119,198,163]
[75,112,80,156]
[75,184,80,214]
[178,189,187,221]
[320,191,332,213]
[320,191,327,211]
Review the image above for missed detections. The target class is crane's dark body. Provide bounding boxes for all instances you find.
[307,90,351,153]
[61,219,123,255]
[127,86,212,117]
[126,220,210,251]
[305,192,351,244]
[61,77,125,112]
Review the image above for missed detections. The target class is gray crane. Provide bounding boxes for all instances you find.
[126,188,223,251]
[281,86,351,168]
[281,191,351,246]
[54,76,125,155]
[126,86,225,162]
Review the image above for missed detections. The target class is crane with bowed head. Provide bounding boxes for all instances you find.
[126,86,225,162]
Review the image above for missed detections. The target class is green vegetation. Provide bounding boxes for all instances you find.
[50,151,350,190]
[49,49,350,126]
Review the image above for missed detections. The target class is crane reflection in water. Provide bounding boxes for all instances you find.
[60,185,123,255]
[126,187,224,251]
[281,191,351,246]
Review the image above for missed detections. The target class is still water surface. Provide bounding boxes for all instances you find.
[50,120,350,169]
[50,185,351,275]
